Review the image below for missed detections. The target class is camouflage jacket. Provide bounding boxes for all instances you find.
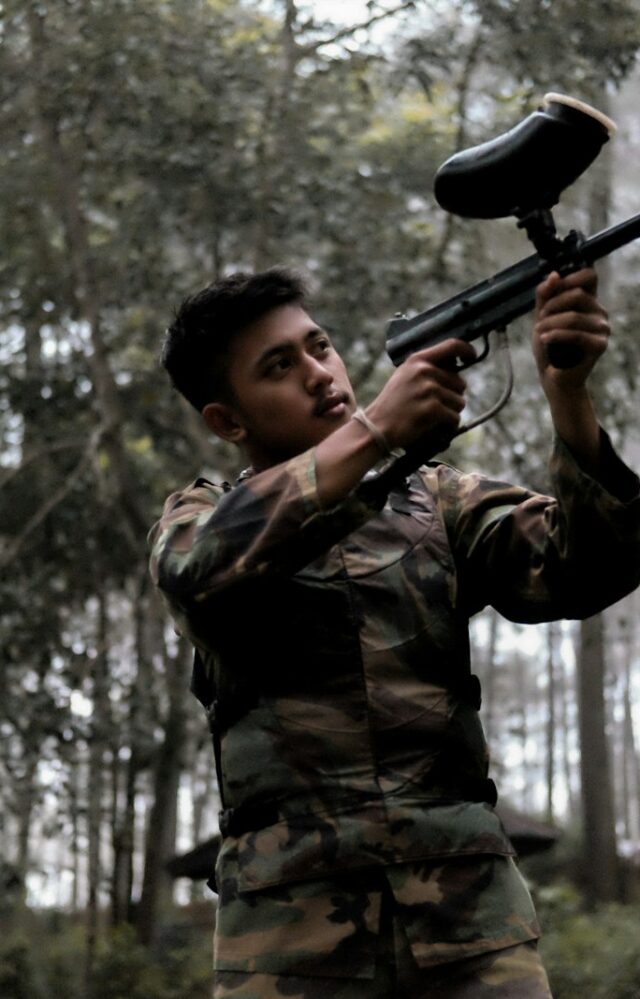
[149,433,639,974]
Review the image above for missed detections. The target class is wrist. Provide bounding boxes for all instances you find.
[544,382,593,424]
[546,388,601,471]
[351,407,394,457]
[314,409,390,507]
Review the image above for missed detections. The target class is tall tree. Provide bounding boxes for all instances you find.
[577,614,619,905]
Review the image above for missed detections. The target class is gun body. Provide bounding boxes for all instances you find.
[362,96,640,500]
[386,213,640,367]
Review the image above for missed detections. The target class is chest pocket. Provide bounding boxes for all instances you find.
[300,473,455,583]
[288,474,461,679]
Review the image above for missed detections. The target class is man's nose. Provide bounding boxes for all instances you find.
[304,356,333,393]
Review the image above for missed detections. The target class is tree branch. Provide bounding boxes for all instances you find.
[0,439,87,489]
[301,1,416,57]
[426,26,484,282]
[0,429,98,570]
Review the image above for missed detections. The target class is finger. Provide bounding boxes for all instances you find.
[536,267,599,311]
[411,358,468,397]
[536,270,563,309]
[539,329,609,362]
[554,266,598,295]
[538,290,606,321]
[415,338,477,370]
[535,309,610,335]
[420,382,468,414]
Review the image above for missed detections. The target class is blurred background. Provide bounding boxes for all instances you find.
[2,0,640,995]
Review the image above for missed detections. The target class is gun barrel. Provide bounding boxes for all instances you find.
[386,212,640,366]
[582,213,640,263]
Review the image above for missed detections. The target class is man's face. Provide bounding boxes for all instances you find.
[218,304,357,469]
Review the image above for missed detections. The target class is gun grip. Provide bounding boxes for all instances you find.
[546,343,584,369]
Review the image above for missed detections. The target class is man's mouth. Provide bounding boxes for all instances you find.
[314,392,350,417]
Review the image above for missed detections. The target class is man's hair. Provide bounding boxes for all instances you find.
[162,267,308,411]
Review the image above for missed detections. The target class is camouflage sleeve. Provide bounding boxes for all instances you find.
[426,430,640,622]
[148,448,377,607]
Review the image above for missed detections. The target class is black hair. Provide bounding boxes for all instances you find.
[162,267,308,411]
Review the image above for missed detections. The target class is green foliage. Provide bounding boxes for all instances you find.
[0,917,213,999]
[0,935,46,999]
[472,0,640,91]
[537,884,640,999]
[90,924,212,999]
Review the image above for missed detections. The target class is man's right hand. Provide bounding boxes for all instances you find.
[365,338,476,452]
[314,338,474,507]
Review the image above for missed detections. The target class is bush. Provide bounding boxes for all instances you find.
[0,935,47,999]
[91,924,212,999]
[537,884,640,999]
[0,910,213,999]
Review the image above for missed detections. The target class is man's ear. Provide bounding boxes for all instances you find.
[202,402,247,445]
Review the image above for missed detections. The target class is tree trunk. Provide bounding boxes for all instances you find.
[515,652,530,811]
[558,629,578,818]
[85,588,112,989]
[545,622,558,824]
[576,613,619,906]
[619,596,640,843]
[11,753,38,926]
[135,638,191,945]
[574,90,620,907]
[69,748,82,913]
[189,746,217,901]
[26,4,148,553]
[428,28,483,284]
[111,583,150,925]
[482,609,500,745]
[622,651,635,840]
[110,741,129,926]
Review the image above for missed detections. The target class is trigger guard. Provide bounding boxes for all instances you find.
[457,334,490,370]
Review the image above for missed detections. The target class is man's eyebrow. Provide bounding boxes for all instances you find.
[304,326,328,341]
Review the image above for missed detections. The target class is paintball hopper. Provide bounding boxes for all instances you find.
[434,94,616,219]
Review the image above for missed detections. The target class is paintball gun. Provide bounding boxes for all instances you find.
[360,93,640,506]
[387,94,640,373]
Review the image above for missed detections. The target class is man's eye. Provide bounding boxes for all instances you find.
[266,357,292,376]
[313,338,331,355]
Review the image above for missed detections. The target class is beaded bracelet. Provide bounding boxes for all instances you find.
[351,407,394,457]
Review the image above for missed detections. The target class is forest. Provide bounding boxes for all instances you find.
[2,0,640,996]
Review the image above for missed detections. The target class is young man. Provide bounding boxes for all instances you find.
[149,266,640,998]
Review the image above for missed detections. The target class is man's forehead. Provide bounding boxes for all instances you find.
[232,304,324,361]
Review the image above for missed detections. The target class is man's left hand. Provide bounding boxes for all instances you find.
[533,266,610,393]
